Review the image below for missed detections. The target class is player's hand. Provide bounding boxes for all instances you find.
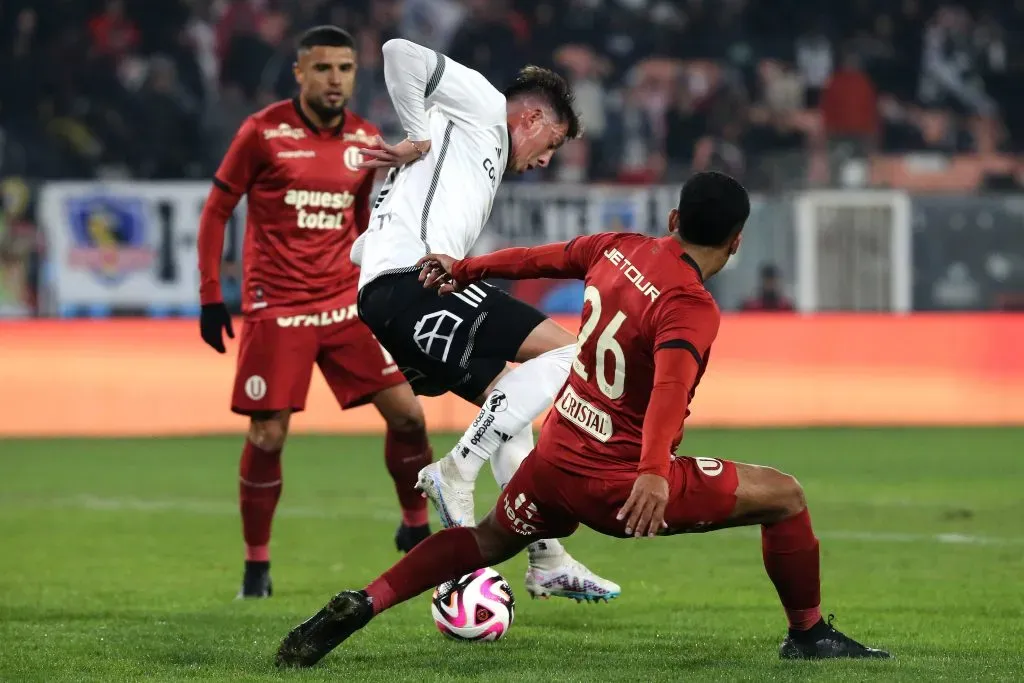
[617,473,670,538]
[199,302,235,353]
[358,136,431,169]
[416,253,463,294]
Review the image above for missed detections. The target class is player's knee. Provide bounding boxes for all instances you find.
[774,471,806,518]
[516,319,576,362]
[383,403,426,435]
[248,415,289,451]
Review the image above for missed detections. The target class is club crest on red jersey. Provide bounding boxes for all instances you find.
[343,146,364,172]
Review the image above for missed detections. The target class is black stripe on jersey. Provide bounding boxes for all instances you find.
[681,252,704,283]
[656,339,703,366]
[212,177,237,194]
[425,52,446,98]
[419,120,455,249]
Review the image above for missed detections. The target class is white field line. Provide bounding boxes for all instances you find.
[2,494,1023,547]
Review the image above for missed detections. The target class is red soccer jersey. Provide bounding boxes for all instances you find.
[451,232,720,479]
[198,98,379,318]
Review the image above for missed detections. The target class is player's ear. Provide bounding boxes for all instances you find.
[292,60,302,86]
[667,208,679,235]
[729,232,743,255]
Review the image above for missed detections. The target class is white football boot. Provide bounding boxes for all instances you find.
[416,454,476,528]
[525,541,621,603]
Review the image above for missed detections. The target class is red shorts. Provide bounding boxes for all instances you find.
[231,298,404,414]
[494,453,739,539]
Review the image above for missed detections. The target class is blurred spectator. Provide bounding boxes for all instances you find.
[182,1,219,102]
[918,5,996,117]
[554,45,610,181]
[821,52,879,142]
[795,21,833,107]
[741,264,795,312]
[820,51,878,183]
[216,0,266,61]
[401,0,465,52]
[448,0,524,87]
[88,0,140,61]
[130,57,202,178]
[607,68,666,184]
[759,60,804,114]
[206,83,255,166]
[664,85,706,181]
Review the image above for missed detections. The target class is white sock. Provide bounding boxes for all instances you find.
[448,344,574,482]
[527,538,566,570]
[489,426,568,568]
[490,426,534,489]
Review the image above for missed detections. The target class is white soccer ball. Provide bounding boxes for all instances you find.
[430,567,515,641]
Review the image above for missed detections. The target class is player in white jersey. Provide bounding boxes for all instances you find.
[351,39,620,602]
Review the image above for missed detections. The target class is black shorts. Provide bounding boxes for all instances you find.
[357,270,548,402]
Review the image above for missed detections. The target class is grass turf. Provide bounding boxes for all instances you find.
[1,428,1023,682]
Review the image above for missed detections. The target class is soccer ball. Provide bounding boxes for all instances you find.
[430,568,515,641]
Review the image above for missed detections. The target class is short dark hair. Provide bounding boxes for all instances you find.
[503,66,582,140]
[297,26,355,53]
[677,171,750,247]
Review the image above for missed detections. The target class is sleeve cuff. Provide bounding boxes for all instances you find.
[199,283,223,306]
[637,460,671,479]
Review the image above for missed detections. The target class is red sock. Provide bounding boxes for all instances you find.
[239,441,283,562]
[761,508,822,631]
[385,427,432,527]
[365,527,484,614]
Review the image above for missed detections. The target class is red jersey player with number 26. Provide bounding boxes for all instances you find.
[275,172,890,668]
[197,26,434,600]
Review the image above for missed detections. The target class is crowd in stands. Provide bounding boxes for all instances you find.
[2,0,1024,190]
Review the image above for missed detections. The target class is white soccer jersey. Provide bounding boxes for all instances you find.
[355,39,510,289]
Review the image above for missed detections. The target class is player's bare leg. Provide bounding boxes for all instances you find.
[417,320,620,603]
[276,511,528,668]
[687,463,890,660]
[370,383,433,552]
[237,410,290,599]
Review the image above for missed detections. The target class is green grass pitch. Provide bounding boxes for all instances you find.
[2,428,1023,682]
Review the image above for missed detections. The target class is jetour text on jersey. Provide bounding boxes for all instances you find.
[284,189,355,230]
[603,248,661,302]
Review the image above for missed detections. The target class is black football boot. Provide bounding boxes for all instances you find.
[779,614,891,659]
[236,560,272,599]
[275,590,374,669]
[395,522,431,553]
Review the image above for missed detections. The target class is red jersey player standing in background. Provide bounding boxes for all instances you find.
[197,26,434,599]
[276,171,890,667]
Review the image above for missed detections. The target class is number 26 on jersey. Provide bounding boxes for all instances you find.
[572,287,627,400]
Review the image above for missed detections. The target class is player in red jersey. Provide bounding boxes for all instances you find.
[275,172,890,666]
[197,26,434,599]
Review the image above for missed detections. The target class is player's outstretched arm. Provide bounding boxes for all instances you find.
[417,243,578,293]
[380,38,506,143]
[417,235,614,293]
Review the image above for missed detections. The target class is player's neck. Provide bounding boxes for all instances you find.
[298,96,343,130]
[677,240,725,281]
